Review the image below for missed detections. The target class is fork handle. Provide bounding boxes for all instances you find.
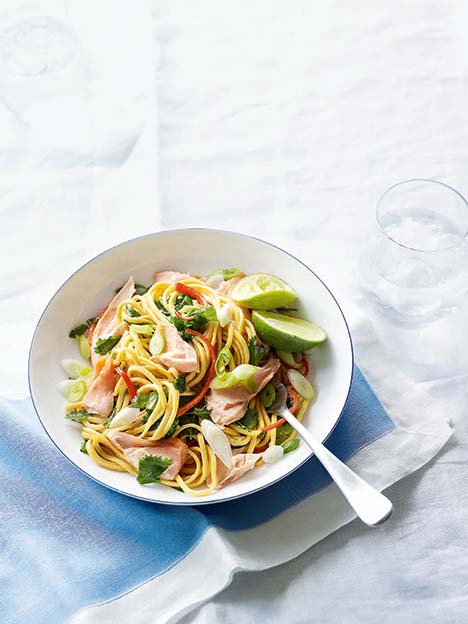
[280,410,393,526]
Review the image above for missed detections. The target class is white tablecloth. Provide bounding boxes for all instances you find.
[2,1,467,622]
[152,2,468,623]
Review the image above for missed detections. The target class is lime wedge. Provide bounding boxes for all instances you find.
[252,310,327,351]
[231,273,297,309]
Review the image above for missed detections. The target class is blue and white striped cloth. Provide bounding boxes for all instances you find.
[0,358,451,624]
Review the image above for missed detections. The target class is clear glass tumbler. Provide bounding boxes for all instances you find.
[359,179,468,379]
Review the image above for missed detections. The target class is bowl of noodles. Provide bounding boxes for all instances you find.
[29,229,353,505]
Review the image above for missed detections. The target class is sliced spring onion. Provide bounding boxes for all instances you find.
[149,325,166,356]
[260,382,276,408]
[218,303,233,328]
[287,369,315,400]
[57,379,78,398]
[263,445,284,464]
[206,273,224,289]
[210,364,258,393]
[130,324,154,336]
[233,364,258,392]
[201,420,233,468]
[215,346,232,375]
[77,335,91,361]
[109,406,141,428]
[276,351,301,368]
[61,358,91,379]
[65,379,87,403]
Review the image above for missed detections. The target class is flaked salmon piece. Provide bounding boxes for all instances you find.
[206,356,280,426]
[153,270,192,284]
[91,276,135,366]
[106,430,188,480]
[156,323,198,374]
[82,357,116,418]
[216,454,259,488]
[217,274,245,298]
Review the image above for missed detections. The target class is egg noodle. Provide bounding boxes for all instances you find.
[66,276,309,496]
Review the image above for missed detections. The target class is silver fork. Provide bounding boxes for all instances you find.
[276,385,393,526]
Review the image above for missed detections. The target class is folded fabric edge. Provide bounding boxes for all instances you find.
[67,409,452,624]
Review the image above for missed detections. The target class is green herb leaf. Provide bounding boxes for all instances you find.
[66,409,93,424]
[282,438,300,454]
[237,408,258,430]
[164,418,179,438]
[132,391,158,411]
[69,317,97,338]
[173,375,186,393]
[192,404,211,420]
[94,335,122,355]
[80,440,88,454]
[135,283,149,295]
[127,308,141,318]
[175,294,194,310]
[170,306,217,341]
[275,423,293,445]
[155,299,170,316]
[137,455,173,484]
[248,337,265,366]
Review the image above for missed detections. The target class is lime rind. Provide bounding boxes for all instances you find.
[252,310,327,351]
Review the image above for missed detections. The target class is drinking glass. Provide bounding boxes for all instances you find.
[359,179,468,379]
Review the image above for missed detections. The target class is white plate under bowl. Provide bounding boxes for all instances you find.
[29,229,353,505]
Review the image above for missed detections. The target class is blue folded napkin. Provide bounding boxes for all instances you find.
[0,368,393,624]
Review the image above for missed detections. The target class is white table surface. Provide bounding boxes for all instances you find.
[152,2,468,623]
[2,2,467,622]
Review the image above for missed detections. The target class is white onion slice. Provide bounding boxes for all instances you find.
[149,326,166,356]
[218,303,233,327]
[287,369,315,400]
[61,358,88,378]
[109,406,141,428]
[263,445,284,464]
[201,419,233,468]
[206,273,224,289]
[57,379,77,397]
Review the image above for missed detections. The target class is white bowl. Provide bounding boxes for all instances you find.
[29,229,353,505]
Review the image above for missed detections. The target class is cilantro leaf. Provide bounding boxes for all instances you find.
[94,335,122,355]
[237,408,258,430]
[282,438,300,454]
[177,401,211,440]
[275,423,293,445]
[192,404,211,420]
[66,409,93,424]
[170,307,217,341]
[69,317,97,338]
[164,418,179,438]
[115,283,148,296]
[155,299,170,316]
[135,283,149,295]
[175,294,194,310]
[132,391,158,411]
[248,337,265,366]
[137,455,173,484]
[173,375,186,393]
[80,440,88,454]
[127,308,141,318]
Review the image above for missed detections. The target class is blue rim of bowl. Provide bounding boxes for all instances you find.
[28,228,354,506]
